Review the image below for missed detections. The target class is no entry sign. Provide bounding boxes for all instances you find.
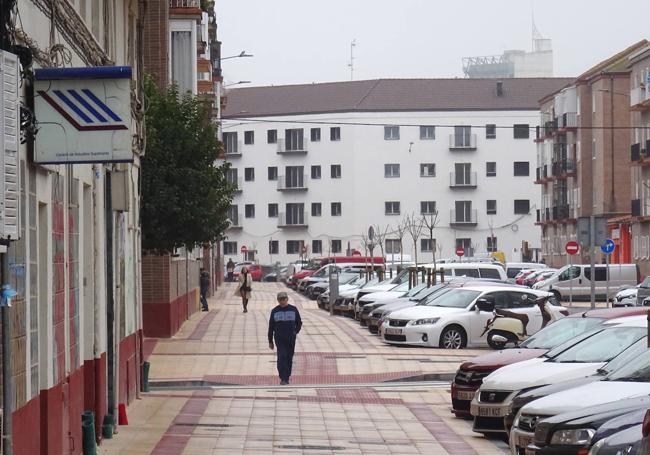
[565,241,579,255]
[455,246,465,257]
[240,245,248,254]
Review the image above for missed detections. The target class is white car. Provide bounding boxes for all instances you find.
[470,316,647,436]
[613,286,639,307]
[511,327,650,453]
[380,285,566,349]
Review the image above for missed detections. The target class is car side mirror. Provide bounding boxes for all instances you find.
[476,298,495,312]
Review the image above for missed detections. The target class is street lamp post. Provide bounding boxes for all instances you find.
[221,51,254,60]
[224,80,251,88]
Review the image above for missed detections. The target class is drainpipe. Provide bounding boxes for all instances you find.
[2,240,13,455]
[609,75,616,213]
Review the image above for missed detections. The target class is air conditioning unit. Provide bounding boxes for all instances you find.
[0,50,20,241]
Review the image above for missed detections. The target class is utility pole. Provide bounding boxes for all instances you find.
[589,214,596,309]
[347,39,356,81]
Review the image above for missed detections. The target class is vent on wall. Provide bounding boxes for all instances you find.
[0,50,19,240]
[496,80,503,97]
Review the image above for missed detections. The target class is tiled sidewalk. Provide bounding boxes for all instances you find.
[100,283,507,455]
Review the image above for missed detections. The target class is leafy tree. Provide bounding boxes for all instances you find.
[141,76,235,252]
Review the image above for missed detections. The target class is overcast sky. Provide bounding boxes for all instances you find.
[216,0,649,87]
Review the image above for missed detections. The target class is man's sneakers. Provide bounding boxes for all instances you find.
[280,380,289,385]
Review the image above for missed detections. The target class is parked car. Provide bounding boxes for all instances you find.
[521,400,649,455]
[533,263,640,301]
[515,269,536,285]
[232,263,263,281]
[471,316,647,436]
[317,275,375,310]
[380,285,566,349]
[450,307,650,418]
[506,262,548,282]
[306,272,359,299]
[512,337,650,453]
[637,275,650,306]
[613,285,640,307]
[592,422,644,455]
[357,282,430,325]
[523,269,557,287]
[331,278,380,314]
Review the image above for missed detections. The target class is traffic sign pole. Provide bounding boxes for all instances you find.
[565,240,580,307]
[600,239,615,308]
[590,215,596,309]
[606,252,610,308]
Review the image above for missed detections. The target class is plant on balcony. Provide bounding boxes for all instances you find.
[141,75,236,253]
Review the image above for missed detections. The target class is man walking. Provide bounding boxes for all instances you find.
[200,268,210,311]
[226,258,235,282]
[268,291,302,385]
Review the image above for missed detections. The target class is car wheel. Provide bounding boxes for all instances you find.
[439,325,467,349]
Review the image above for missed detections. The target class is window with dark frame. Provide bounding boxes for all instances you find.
[486,200,497,215]
[331,240,342,253]
[514,199,530,214]
[268,166,278,181]
[386,239,401,254]
[285,129,305,151]
[331,202,342,216]
[286,240,303,254]
[330,127,341,141]
[312,240,322,254]
[420,201,436,215]
[513,124,530,139]
[487,236,497,253]
[245,204,255,218]
[513,161,530,176]
[223,241,237,255]
[269,240,279,255]
[268,203,278,218]
[227,205,238,225]
[421,238,433,252]
[384,126,400,140]
[384,163,400,178]
[267,129,277,144]
[420,126,435,140]
[285,203,305,225]
[223,132,238,154]
[331,165,341,179]
[310,128,321,142]
[486,162,497,177]
[244,130,254,144]
[244,167,255,181]
[311,202,322,217]
[485,124,496,139]
[311,165,321,179]
[385,201,400,215]
[420,163,435,177]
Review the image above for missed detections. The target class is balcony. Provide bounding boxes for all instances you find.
[277,139,308,154]
[632,143,642,162]
[551,160,576,178]
[169,0,202,19]
[228,177,243,193]
[224,140,243,158]
[449,134,477,151]
[277,175,308,192]
[557,112,578,130]
[630,86,650,111]
[227,213,243,230]
[450,209,477,226]
[557,204,571,219]
[535,165,550,184]
[449,172,477,188]
[278,212,308,228]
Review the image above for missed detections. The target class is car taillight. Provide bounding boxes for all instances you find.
[643,408,650,437]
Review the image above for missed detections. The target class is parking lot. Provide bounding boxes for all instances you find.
[100,283,510,454]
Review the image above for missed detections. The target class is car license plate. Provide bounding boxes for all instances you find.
[385,328,402,335]
[456,391,475,401]
[477,406,504,417]
[516,434,534,450]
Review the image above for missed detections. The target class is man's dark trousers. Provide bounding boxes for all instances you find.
[274,335,296,382]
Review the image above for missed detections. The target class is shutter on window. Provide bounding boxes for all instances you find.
[0,50,19,239]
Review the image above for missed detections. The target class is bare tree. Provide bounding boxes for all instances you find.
[421,209,440,270]
[405,213,425,267]
[394,218,408,269]
[373,224,390,262]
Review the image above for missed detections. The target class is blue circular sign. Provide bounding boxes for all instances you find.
[600,238,615,254]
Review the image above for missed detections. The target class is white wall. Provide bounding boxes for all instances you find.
[221,109,541,265]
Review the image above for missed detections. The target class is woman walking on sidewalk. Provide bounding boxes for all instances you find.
[235,266,253,312]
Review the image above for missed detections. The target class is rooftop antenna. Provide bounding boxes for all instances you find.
[348,39,357,81]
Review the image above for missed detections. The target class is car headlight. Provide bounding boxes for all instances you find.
[410,318,440,326]
[588,438,605,455]
[550,428,595,445]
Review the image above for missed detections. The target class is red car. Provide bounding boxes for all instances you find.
[451,307,650,418]
[233,264,263,281]
[514,269,536,285]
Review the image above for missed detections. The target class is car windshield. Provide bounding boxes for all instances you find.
[391,270,409,284]
[507,267,523,279]
[394,281,415,293]
[547,327,646,363]
[423,289,482,308]
[520,317,604,349]
[604,341,650,382]
[339,274,359,285]
[404,282,428,297]
[361,278,380,288]
[411,283,446,301]
[600,337,648,375]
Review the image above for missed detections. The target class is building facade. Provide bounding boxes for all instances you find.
[628,44,650,276]
[536,41,648,268]
[221,78,571,266]
[3,0,146,453]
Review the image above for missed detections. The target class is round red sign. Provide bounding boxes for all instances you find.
[240,245,248,253]
[565,241,579,255]
[455,247,465,257]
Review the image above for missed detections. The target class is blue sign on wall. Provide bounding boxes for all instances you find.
[600,238,615,254]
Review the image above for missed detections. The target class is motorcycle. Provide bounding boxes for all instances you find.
[478,295,554,349]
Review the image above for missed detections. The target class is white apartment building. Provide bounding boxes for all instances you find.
[221,78,571,266]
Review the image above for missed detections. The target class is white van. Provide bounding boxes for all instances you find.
[505,262,547,281]
[533,263,639,300]
[423,262,507,281]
